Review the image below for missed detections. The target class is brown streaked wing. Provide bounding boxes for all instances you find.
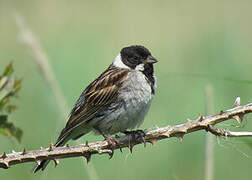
[57,66,129,140]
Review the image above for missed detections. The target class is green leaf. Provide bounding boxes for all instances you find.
[0,115,23,143]
[14,79,22,92]
[0,65,22,113]
[0,115,7,123]
[2,63,13,76]
[0,63,23,143]
[0,76,8,90]
[0,97,9,111]
[5,104,17,113]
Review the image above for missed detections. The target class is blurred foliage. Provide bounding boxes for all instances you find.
[0,63,22,142]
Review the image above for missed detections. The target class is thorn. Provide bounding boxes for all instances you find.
[154,125,159,129]
[197,114,204,122]
[233,97,241,107]
[1,152,7,159]
[233,115,241,124]
[48,144,54,151]
[21,148,26,155]
[205,124,210,132]
[105,143,116,159]
[149,139,157,146]
[36,160,41,166]
[178,136,183,143]
[219,110,224,115]
[53,159,59,167]
[85,141,89,147]
[128,144,134,153]
[66,144,70,148]
[119,147,123,153]
[12,150,16,153]
[108,150,114,159]
[162,132,170,137]
[40,146,43,150]
[84,153,91,163]
[143,138,146,148]
[3,162,9,169]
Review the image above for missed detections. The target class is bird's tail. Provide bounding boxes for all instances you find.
[33,136,67,173]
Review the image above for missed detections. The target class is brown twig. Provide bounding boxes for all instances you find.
[206,125,252,137]
[1,98,252,170]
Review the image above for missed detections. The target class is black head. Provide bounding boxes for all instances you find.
[120,45,157,69]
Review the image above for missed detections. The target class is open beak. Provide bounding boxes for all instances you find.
[146,55,158,64]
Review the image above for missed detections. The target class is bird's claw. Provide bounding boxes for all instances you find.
[124,130,146,148]
[104,136,119,159]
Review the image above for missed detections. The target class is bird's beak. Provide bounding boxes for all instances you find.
[146,55,158,64]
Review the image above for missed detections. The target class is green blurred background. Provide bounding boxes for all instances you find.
[1,0,252,179]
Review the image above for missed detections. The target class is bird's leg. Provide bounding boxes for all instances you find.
[95,128,119,158]
[102,133,120,146]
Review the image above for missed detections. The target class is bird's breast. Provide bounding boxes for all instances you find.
[120,70,153,105]
[119,75,154,129]
[92,70,155,135]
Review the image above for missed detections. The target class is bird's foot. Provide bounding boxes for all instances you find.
[103,134,119,146]
[103,134,120,158]
[123,130,146,151]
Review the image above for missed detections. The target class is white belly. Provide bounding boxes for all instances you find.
[94,70,154,134]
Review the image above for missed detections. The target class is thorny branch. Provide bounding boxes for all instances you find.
[1,97,252,170]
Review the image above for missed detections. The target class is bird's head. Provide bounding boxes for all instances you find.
[113,45,157,71]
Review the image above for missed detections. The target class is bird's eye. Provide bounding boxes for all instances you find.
[133,55,139,59]
[128,56,139,64]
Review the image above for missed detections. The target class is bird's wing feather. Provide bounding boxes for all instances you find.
[57,66,129,142]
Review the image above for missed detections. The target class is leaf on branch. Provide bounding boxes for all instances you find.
[0,115,23,142]
[0,63,23,142]
[2,63,13,77]
[5,104,17,113]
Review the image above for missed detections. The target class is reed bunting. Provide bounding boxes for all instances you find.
[34,45,158,172]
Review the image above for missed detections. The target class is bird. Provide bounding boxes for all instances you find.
[33,45,158,173]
